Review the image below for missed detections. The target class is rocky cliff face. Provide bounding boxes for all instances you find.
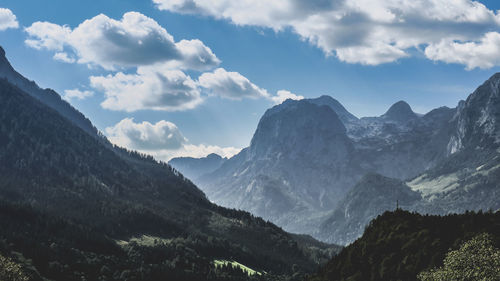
[447,73,500,154]
[200,100,361,233]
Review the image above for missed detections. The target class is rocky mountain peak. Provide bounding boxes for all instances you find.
[206,153,223,160]
[308,95,358,123]
[382,100,417,122]
[447,73,500,154]
[250,100,348,158]
[0,46,15,74]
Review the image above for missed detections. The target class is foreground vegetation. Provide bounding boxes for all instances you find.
[418,233,500,281]
[310,209,500,281]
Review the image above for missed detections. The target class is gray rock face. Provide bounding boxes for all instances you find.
[447,73,500,154]
[169,153,227,182]
[200,101,361,233]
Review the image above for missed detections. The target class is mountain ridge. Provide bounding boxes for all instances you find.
[0,48,336,280]
[0,46,99,138]
[189,72,500,244]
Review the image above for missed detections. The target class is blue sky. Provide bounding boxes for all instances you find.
[2,0,500,160]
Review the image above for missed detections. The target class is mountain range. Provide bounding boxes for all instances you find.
[2,42,499,280]
[171,73,500,245]
[169,154,227,181]
[0,46,338,280]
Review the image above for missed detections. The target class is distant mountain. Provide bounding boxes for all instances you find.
[406,73,500,213]
[196,93,455,236]
[308,95,358,124]
[317,174,421,245]
[199,100,361,234]
[381,100,418,122]
[318,74,500,244]
[0,49,336,280]
[310,210,500,281]
[193,73,500,244]
[169,153,227,182]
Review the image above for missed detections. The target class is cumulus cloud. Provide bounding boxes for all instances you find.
[90,65,277,112]
[54,52,76,63]
[106,118,187,150]
[154,0,500,69]
[106,118,240,161]
[425,32,500,70]
[90,66,202,112]
[25,11,219,70]
[63,89,94,101]
[25,22,70,51]
[271,90,304,104]
[198,68,269,100]
[168,39,220,71]
[0,8,18,31]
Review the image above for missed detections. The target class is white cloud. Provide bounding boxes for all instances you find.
[91,65,278,111]
[170,39,221,71]
[25,11,219,71]
[63,89,94,101]
[25,22,70,50]
[425,32,500,70]
[106,118,187,150]
[271,90,304,104]
[106,118,240,161]
[154,0,500,69]
[0,8,18,31]
[91,66,202,112]
[198,68,269,100]
[54,52,76,63]
[336,44,409,65]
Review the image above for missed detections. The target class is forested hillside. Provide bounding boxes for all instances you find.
[0,77,337,281]
[310,210,500,281]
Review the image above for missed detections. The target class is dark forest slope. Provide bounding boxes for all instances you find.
[310,210,500,281]
[0,77,335,281]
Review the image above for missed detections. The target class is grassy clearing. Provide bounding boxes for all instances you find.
[213,259,263,276]
[115,235,172,247]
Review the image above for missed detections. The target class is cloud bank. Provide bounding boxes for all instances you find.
[25,12,219,71]
[153,0,500,69]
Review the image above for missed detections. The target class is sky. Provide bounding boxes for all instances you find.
[2,0,500,160]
